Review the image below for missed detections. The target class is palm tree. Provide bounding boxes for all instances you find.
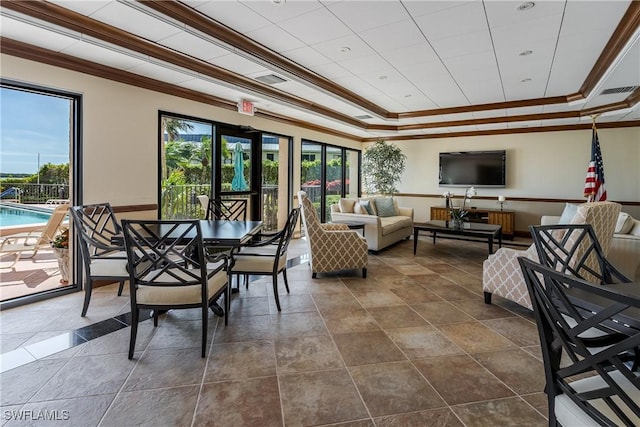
[161,117,195,180]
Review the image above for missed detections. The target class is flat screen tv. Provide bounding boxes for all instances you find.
[439,150,506,187]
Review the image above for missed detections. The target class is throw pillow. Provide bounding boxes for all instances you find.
[615,212,634,234]
[558,203,579,224]
[374,197,397,217]
[339,198,356,213]
[353,202,368,215]
[359,199,375,215]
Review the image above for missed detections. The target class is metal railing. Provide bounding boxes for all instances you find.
[0,183,69,204]
[161,184,280,231]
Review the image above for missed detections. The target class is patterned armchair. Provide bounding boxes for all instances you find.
[482,201,621,310]
[297,191,368,278]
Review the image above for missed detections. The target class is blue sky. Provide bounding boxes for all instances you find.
[1,87,71,174]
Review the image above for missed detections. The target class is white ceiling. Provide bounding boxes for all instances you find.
[1,0,639,139]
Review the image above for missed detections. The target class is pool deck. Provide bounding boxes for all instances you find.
[1,203,70,301]
[0,247,67,302]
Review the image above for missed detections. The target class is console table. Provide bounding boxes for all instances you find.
[430,207,515,239]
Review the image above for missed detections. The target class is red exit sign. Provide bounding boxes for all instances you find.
[237,99,255,116]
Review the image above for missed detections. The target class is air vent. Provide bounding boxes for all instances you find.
[354,114,373,120]
[255,74,287,85]
[600,86,639,95]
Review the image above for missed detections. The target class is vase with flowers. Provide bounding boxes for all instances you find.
[449,187,477,228]
[51,228,70,283]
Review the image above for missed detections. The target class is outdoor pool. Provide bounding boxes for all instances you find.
[0,204,52,227]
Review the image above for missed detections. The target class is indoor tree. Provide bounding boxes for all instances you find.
[362,139,406,195]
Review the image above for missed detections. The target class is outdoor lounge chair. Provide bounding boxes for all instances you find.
[0,204,69,267]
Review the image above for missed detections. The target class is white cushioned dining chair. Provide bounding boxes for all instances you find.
[121,219,230,359]
[519,257,640,426]
[230,207,299,311]
[483,201,621,310]
[70,203,129,317]
[297,191,368,278]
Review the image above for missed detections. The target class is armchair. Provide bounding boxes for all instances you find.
[297,191,368,278]
[482,201,621,310]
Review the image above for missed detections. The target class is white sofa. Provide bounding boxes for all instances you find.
[542,211,640,281]
[330,197,414,252]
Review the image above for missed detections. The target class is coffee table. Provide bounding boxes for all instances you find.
[413,220,502,255]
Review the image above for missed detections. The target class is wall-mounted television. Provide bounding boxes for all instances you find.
[439,150,506,187]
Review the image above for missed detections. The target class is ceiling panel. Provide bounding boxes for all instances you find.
[276,7,352,45]
[60,41,147,71]
[208,54,270,76]
[242,0,324,24]
[194,1,271,34]
[157,30,229,61]
[246,24,306,54]
[326,0,409,33]
[414,2,488,41]
[0,14,80,52]
[89,2,183,42]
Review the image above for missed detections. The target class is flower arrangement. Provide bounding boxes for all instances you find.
[449,187,477,225]
[51,228,69,249]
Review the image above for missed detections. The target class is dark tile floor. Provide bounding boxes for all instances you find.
[0,237,548,426]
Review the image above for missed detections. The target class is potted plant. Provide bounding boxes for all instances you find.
[51,228,70,283]
[362,139,406,195]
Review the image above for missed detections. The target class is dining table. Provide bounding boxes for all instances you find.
[566,281,640,336]
[116,219,263,316]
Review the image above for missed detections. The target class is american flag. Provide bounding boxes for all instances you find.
[583,128,607,202]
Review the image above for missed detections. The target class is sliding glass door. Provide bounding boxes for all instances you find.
[301,140,361,223]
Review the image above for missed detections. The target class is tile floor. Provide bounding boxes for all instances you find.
[0,237,548,426]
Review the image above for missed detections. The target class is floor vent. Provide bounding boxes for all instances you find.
[600,86,639,95]
[255,74,287,85]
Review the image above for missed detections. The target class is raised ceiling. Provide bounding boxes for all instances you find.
[1,0,639,141]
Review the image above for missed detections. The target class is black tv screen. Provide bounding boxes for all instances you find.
[439,150,506,187]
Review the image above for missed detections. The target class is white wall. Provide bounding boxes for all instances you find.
[3,54,639,231]
[381,129,640,228]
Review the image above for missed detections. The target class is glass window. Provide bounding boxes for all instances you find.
[160,114,213,219]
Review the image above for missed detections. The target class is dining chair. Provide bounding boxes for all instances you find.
[70,203,129,317]
[230,207,299,311]
[121,219,230,359]
[518,257,640,426]
[529,223,632,286]
[205,198,247,221]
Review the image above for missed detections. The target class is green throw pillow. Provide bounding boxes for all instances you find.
[359,200,375,215]
[374,197,397,217]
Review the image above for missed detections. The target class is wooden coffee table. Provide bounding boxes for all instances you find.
[413,220,502,255]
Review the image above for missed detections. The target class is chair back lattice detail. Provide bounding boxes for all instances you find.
[70,203,129,316]
[205,199,247,221]
[530,224,632,286]
[70,203,124,258]
[519,257,640,426]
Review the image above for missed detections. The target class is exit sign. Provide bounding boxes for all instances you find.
[237,99,255,116]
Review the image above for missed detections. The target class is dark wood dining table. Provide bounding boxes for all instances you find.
[566,281,640,336]
[117,219,263,316]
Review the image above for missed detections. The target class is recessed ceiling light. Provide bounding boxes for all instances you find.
[518,50,533,56]
[339,46,351,53]
[379,75,388,80]
[521,78,532,83]
[404,94,412,98]
[517,2,535,11]
[272,0,285,4]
